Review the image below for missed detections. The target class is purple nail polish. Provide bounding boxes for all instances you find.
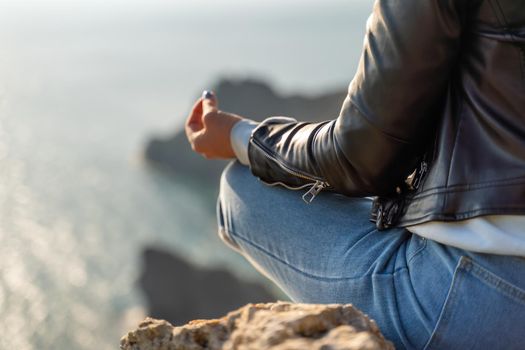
[202,90,214,99]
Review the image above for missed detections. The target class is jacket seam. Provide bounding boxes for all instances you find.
[310,120,333,175]
[346,97,413,145]
[399,207,525,227]
[494,0,510,30]
[441,0,471,193]
[443,89,465,201]
[489,0,525,82]
[488,0,505,29]
[412,174,525,198]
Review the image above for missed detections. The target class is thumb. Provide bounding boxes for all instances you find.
[202,90,219,115]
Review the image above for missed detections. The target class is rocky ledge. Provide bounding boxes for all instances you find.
[120,302,394,350]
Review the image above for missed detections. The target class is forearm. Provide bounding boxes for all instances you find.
[246,0,463,197]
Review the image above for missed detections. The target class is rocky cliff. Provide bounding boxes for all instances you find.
[139,248,277,326]
[121,302,394,350]
[143,79,346,185]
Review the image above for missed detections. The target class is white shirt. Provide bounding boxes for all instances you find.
[231,119,525,257]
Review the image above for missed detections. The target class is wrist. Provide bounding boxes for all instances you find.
[230,118,259,165]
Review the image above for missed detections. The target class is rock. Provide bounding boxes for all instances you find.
[143,79,347,185]
[120,302,394,350]
[139,247,277,326]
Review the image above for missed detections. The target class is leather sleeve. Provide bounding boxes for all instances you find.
[247,0,465,197]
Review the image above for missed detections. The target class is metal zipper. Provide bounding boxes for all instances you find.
[251,139,330,203]
[259,179,313,191]
[411,160,428,190]
[302,180,329,204]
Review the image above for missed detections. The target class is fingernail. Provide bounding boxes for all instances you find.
[202,90,215,99]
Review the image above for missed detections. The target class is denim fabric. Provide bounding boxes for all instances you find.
[217,161,525,349]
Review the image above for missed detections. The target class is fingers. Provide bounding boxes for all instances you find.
[185,97,204,133]
[185,90,222,159]
[202,90,218,116]
[189,129,217,159]
[189,129,206,154]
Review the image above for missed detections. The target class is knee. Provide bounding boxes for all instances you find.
[217,194,241,252]
[219,160,254,202]
[219,161,236,197]
[217,217,242,253]
[217,161,251,252]
[220,160,249,187]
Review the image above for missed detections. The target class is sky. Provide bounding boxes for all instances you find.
[0,0,357,13]
[0,0,369,34]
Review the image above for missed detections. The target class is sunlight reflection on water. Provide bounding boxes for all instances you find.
[0,0,372,348]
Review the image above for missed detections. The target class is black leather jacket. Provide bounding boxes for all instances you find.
[247,0,525,230]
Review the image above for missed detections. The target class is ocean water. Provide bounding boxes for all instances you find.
[0,1,372,348]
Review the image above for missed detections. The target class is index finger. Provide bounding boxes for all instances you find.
[202,92,218,115]
[185,97,204,132]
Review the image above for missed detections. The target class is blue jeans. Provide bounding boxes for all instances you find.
[217,161,525,349]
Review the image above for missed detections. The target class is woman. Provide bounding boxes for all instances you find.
[185,0,525,348]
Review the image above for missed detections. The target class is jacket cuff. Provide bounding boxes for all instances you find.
[247,116,312,187]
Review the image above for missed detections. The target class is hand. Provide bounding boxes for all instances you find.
[185,91,243,159]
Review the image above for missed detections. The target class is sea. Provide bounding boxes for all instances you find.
[0,0,372,348]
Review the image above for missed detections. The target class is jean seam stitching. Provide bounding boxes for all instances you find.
[423,257,466,350]
[218,226,243,251]
[468,259,525,305]
[407,238,428,265]
[228,229,373,282]
[217,197,242,250]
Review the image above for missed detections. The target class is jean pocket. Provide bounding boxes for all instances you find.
[424,256,525,350]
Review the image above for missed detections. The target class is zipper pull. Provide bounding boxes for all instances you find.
[302,181,328,204]
[412,161,428,190]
